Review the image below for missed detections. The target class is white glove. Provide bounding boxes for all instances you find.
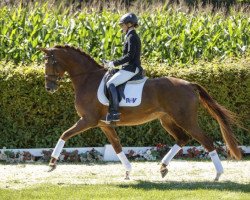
[104,61,114,69]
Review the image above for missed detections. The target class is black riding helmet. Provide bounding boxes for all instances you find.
[119,13,138,27]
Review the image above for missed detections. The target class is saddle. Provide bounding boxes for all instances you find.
[104,68,145,102]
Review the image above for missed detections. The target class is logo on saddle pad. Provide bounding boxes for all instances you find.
[126,98,137,103]
[97,74,148,107]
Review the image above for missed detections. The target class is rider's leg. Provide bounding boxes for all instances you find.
[106,68,139,88]
[102,68,139,123]
[106,83,120,122]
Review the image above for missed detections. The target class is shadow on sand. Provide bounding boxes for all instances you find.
[117,180,250,193]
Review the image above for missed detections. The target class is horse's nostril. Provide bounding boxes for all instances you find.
[46,87,51,91]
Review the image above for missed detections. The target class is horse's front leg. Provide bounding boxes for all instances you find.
[48,117,96,171]
[100,126,132,180]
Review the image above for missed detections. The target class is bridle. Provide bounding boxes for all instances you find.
[44,52,107,84]
[44,52,61,84]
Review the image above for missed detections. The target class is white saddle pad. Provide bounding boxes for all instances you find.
[97,75,148,107]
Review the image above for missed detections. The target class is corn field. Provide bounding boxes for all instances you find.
[0,2,249,65]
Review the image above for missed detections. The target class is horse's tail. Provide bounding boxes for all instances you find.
[191,83,242,160]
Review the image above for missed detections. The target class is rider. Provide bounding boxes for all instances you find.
[102,13,142,124]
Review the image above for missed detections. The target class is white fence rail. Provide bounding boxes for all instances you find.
[1,145,249,161]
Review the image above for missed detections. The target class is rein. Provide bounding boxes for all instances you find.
[70,68,106,80]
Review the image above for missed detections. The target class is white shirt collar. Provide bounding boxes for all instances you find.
[125,27,135,39]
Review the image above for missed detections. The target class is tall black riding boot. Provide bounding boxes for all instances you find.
[101,83,120,124]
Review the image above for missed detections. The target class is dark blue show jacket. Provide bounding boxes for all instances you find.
[113,29,142,73]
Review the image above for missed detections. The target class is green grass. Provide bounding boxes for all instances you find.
[0,181,249,200]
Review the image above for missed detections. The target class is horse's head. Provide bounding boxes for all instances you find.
[40,45,106,93]
[40,48,65,93]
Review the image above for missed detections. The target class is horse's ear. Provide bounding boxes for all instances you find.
[38,47,50,54]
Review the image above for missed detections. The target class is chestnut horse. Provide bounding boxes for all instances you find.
[40,45,241,181]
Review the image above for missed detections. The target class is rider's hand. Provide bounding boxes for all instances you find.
[104,61,114,69]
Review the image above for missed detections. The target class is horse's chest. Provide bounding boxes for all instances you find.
[74,97,90,116]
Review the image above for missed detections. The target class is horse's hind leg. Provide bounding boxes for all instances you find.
[100,126,131,180]
[159,116,190,178]
[184,125,224,181]
[174,106,224,181]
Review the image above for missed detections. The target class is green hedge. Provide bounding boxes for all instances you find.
[0,59,249,148]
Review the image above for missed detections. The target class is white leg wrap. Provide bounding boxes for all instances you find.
[51,139,65,159]
[117,152,132,171]
[209,150,224,174]
[161,144,182,165]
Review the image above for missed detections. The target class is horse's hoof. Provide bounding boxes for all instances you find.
[48,164,56,172]
[124,171,130,180]
[160,166,168,178]
[214,172,222,181]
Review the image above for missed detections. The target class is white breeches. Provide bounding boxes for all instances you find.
[107,68,139,88]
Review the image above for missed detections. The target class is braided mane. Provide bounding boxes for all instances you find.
[54,45,103,68]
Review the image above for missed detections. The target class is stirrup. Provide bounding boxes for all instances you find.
[101,112,120,124]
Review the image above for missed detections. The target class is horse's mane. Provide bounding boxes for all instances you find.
[54,45,103,68]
